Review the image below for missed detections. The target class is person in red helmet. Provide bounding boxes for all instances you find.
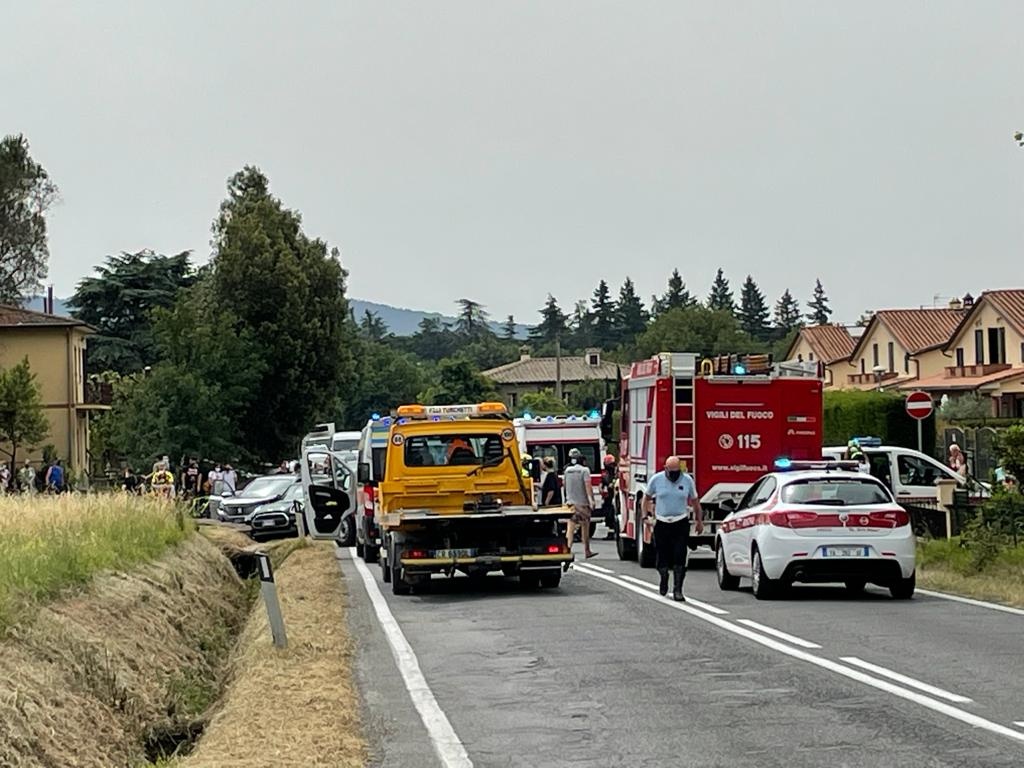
[600,454,618,539]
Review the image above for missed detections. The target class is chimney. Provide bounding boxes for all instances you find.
[948,297,962,310]
[962,292,975,308]
[585,347,601,367]
[46,285,54,314]
[518,344,531,362]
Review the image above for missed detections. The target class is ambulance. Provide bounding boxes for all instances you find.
[611,352,823,567]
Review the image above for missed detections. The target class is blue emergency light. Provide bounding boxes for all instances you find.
[733,364,747,375]
[522,411,533,420]
[774,457,792,470]
[371,412,381,421]
[589,410,600,419]
[852,436,882,447]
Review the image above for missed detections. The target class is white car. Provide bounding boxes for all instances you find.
[715,461,916,600]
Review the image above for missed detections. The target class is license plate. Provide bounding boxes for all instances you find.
[821,546,869,558]
[434,548,477,559]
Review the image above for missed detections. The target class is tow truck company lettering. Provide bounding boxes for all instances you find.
[705,410,774,420]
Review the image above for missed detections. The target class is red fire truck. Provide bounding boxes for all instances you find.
[611,352,823,567]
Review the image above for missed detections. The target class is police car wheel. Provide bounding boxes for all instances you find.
[716,544,740,591]
[751,547,778,600]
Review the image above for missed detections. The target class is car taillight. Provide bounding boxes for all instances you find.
[363,485,374,516]
[768,510,821,528]
[405,548,428,559]
[868,508,911,528]
[546,543,564,554]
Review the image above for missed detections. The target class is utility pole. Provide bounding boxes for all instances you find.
[555,335,563,402]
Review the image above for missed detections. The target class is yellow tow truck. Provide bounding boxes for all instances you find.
[361,402,575,594]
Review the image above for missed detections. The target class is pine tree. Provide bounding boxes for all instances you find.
[614,277,649,345]
[738,276,770,339]
[502,314,517,340]
[530,294,568,343]
[359,310,388,341]
[772,289,803,331]
[455,298,489,337]
[707,268,735,314]
[806,279,833,325]
[652,269,695,316]
[570,300,594,349]
[590,279,616,349]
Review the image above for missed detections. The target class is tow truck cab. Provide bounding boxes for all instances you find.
[375,402,575,595]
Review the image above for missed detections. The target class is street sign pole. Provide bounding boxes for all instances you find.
[904,391,934,453]
[917,418,923,453]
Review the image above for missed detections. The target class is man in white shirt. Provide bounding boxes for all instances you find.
[564,448,596,558]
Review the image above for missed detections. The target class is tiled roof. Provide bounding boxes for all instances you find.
[852,308,965,360]
[906,368,1024,392]
[483,356,620,385]
[0,304,89,329]
[984,289,1024,335]
[789,325,855,364]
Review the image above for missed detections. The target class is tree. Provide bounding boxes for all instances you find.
[518,388,567,416]
[707,269,735,314]
[614,277,649,345]
[738,275,770,340]
[569,300,594,350]
[207,166,358,461]
[856,309,875,328]
[652,269,695,316]
[568,379,614,413]
[68,250,197,374]
[0,357,48,471]
[806,279,833,325]
[772,289,803,332]
[636,306,752,358]
[418,357,496,405]
[455,298,489,338]
[502,315,518,340]
[530,294,568,344]
[590,280,616,349]
[0,134,58,303]
[345,341,425,424]
[359,310,389,341]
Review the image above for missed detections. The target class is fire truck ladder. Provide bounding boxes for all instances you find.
[673,374,695,473]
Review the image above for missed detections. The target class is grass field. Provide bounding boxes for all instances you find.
[0,494,190,630]
[917,538,1024,607]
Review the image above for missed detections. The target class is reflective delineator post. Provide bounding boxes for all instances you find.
[256,552,288,649]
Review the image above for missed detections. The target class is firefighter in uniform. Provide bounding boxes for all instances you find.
[643,456,702,601]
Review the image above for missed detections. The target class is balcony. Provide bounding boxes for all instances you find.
[847,370,901,386]
[944,363,1011,378]
[83,381,114,407]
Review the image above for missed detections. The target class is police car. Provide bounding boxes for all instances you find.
[715,460,916,600]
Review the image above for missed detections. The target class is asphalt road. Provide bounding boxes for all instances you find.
[337,532,1024,768]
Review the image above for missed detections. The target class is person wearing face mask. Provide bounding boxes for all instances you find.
[563,448,597,558]
[643,456,701,601]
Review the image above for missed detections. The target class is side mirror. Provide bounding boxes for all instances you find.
[357,462,370,484]
[720,498,737,513]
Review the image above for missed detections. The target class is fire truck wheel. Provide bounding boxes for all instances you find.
[716,544,740,591]
[616,531,636,561]
[365,544,380,564]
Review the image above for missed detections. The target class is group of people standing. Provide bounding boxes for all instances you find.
[0,458,66,494]
[119,456,238,498]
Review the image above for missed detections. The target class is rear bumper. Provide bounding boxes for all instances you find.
[401,553,573,570]
[780,558,907,586]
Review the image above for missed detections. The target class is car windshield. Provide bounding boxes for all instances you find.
[332,437,359,452]
[782,478,890,506]
[403,434,504,467]
[240,476,294,498]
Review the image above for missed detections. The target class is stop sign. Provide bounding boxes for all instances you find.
[905,391,934,420]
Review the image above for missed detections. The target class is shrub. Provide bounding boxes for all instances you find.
[822,389,935,453]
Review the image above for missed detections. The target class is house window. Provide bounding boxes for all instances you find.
[872,343,879,368]
[975,330,984,364]
[1020,342,1024,364]
[887,342,894,373]
[904,353,910,374]
[956,348,964,367]
[988,327,1006,365]
[508,392,517,408]
[587,353,599,366]
[860,358,865,374]
[808,352,815,361]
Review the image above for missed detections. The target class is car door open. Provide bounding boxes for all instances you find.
[300,447,356,539]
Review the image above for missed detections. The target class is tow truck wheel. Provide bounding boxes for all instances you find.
[391,562,411,595]
[539,570,561,589]
[520,572,541,590]
[365,544,379,564]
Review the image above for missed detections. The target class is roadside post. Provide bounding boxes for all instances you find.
[905,391,934,452]
[256,552,288,649]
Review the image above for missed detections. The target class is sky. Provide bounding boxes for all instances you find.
[4,1,1024,326]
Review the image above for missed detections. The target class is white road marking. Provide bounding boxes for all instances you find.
[574,567,1024,745]
[348,549,473,768]
[916,588,1024,618]
[736,619,821,649]
[577,562,614,574]
[839,657,973,704]
[1014,722,1024,729]
[615,573,730,615]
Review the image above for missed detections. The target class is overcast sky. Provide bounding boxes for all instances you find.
[5,1,1024,325]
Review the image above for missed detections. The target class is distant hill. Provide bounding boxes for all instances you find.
[350,299,530,338]
[23,295,530,339]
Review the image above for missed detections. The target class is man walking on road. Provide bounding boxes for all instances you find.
[643,456,701,601]
[564,448,596,558]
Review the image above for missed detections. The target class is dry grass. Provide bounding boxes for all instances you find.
[0,494,190,630]
[178,541,367,768]
[917,539,1024,608]
[0,535,249,767]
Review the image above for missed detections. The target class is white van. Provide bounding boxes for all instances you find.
[821,441,988,502]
